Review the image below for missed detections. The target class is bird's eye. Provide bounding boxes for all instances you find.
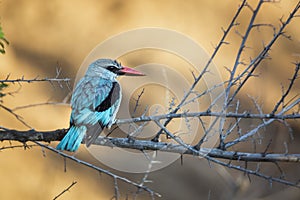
[106,66,116,71]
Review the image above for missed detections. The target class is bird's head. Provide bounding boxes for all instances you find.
[86,59,145,79]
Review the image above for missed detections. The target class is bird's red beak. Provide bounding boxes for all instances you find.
[118,66,145,76]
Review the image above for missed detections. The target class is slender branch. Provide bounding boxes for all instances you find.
[0,104,33,128]
[0,75,70,84]
[132,88,145,115]
[227,1,300,105]
[271,63,300,114]
[12,102,69,111]
[116,111,300,123]
[53,181,77,200]
[113,178,120,200]
[35,142,161,198]
[225,0,263,100]
[207,155,300,188]
[225,98,300,148]
[0,144,37,151]
[152,0,247,141]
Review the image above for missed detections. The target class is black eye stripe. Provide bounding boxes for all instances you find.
[107,65,116,70]
[106,65,121,73]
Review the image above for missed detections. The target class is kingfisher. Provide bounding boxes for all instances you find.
[57,59,145,151]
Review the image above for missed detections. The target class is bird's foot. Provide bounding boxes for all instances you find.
[127,135,135,143]
[108,119,117,128]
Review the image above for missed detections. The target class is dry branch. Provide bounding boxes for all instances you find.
[1,128,299,163]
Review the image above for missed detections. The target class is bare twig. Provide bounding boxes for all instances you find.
[271,63,300,114]
[12,102,69,111]
[0,104,32,128]
[53,181,77,200]
[132,88,145,115]
[0,76,70,84]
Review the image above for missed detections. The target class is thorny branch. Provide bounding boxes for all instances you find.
[271,63,300,115]
[227,3,300,105]
[1,0,300,198]
[35,142,161,198]
[152,0,248,142]
[0,74,70,85]
[0,72,70,128]
[1,129,300,188]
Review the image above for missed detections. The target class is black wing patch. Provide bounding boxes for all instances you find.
[95,82,120,112]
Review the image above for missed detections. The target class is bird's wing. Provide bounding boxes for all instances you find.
[95,81,120,112]
[85,80,122,147]
[70,78,112,124]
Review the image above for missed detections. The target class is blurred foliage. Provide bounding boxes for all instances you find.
[0,83,8,102]
[0,23,9,100]
[0,24,9,54]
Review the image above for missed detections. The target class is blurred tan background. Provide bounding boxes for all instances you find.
[1,0,300,199]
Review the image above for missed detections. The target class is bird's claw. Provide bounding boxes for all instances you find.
[107,118,117,129]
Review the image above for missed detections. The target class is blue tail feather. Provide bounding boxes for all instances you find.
[56,126,86,151]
